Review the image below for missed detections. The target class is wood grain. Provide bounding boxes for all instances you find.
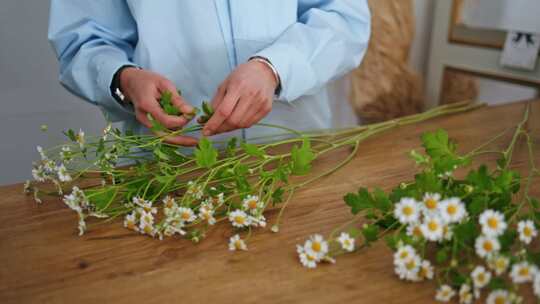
[1,101,539,304]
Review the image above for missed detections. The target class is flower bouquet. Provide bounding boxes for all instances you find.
[297,104,539,303]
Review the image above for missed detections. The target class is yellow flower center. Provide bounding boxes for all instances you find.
[234,216,245,225]
[419,267,428,278]
[428,221,439,231]
[523,226,532,237]
[143,225,153,234]
[235,240,243,249]
[483,241,493,252]
[312,242,322,252]
[519,267,529,277]
[182,212,191,220]
[425,198,437,210]
[247,199,258,209]
[126,220,135,230]
[403,206,413,216]
[487,217,499,229]
[307,254,316,261]
[496,259,507,270]
[344,239,351,247]
[405,260,416,270]
[400,251,409,259]
[447,204,457,215]
[477,273,485,283]
[494,296,506,304]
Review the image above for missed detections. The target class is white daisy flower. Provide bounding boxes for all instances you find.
[162,196,176,209]
[422,192,441,215]
[242,195,262,214]
[420,216,444,241]
[475,235,500,258]
[32,166,46,182]
[487,255,510,276]
[133,197,157,214]
[139,210,155,225]
[198,204,216,225]
[178,207,196,223]
[517,220,537,244]
[510,261,537,284]
[337,232,355,252]
[441,225,454,242]
[418,259,434,280]
[304,234,329,259]
[393,245,417,266]
[486,290,510,304]
[438,197,467,223]
[435,285,455,302]
[297,245,318,269]
[458,284,473,304]
[533,272,540,298]
[471,265,491,288]
[394,197,420,224]
[406,223,424,239]
[123,212,138,231]
[56,164,72,182]
[395,254,421,281]
[479,209,507,237]
[209,192,225,206]
[186,181,203,200]
[76,129,85,148]
[228,234,247,251]
[228,209,251,228]
[139,220,156,237]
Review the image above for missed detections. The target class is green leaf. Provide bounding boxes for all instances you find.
[436,247,449,264]
[499,229,517,252]
[344,188,373,215]
[373,188,392,212]
[415,171,442,193]
[487,277,507,290]
[241,142,265,158]
[290,137,315,175]
[85,187,118,211]
[422,129,455,159]
[226,137,238,157]
[159,91,180,116]
[454,220,477,244]
[147,113,167,132]
[348,227,362,238]
[361,224,379,244]
[194,137,218,168]
[63,129,76,141]
[202,101,214,117]
[271,187,284,205]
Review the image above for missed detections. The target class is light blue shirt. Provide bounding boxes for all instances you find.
[48,0,370,140]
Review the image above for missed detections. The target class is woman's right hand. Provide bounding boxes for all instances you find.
[119,68,198,146]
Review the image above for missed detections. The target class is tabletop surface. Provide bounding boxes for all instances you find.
[1,100,539,304]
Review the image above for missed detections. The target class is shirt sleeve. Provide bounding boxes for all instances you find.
[255,0,371,102]
[48,0,138,122]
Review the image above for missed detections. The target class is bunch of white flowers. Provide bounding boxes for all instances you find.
[394,193,467,243]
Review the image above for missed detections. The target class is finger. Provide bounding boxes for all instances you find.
[162,135,199,146]
[135,108,152,129]
[213,121,236,135]
[210,81,227,110]
[203,87,240,136]
[158,81,194,115]
[145,101,188,129]
[226,97,253,129]
[241,100,272,127]
[237,99,264,128]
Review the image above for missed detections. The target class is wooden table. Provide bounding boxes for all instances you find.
[1,101,539,304]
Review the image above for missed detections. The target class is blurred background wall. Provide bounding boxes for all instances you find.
[0,0,537,185]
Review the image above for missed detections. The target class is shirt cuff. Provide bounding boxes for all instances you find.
[95,53,136,122]
[255,42,317,103]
